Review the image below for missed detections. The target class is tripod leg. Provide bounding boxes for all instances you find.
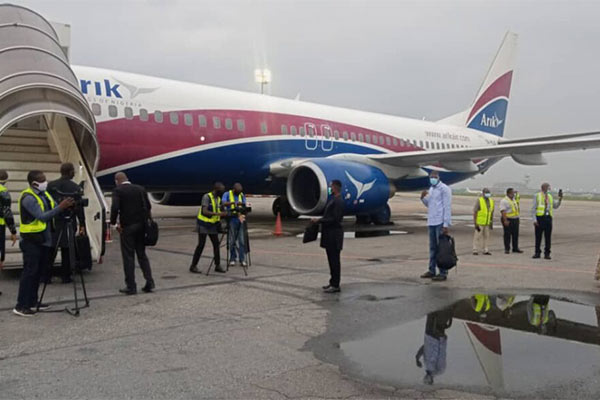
[67,223,80,316]
[226,224,230,272]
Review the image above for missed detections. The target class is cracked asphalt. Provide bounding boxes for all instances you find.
[1,194,599,399]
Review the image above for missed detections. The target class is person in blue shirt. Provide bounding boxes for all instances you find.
[222,183,247,267]
[420,170,452,281]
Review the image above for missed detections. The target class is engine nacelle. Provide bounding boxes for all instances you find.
[286,159,391,215]
[149,192,203,206]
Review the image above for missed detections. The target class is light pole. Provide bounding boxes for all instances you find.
[254,68,271,94]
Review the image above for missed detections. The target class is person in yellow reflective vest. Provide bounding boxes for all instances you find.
[13,170,73,317]
[190,182,228,274]
[222,183,247,267]
[500,187,523,254]
[470,294,492,319]
[0,170,18,275]
[472,188,494,255]
[531,183,562,259]
[527,295,555,334]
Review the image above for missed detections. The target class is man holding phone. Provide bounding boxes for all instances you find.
[531,183,563,260]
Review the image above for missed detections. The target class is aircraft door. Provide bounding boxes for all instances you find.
[321,125,334,151]
[304,122,318,150]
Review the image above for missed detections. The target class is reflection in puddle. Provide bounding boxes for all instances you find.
[342,295,600,397]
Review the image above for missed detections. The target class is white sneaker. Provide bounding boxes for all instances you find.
[13,308,35,317]
[241,261,248,267]
[229,261,236,267]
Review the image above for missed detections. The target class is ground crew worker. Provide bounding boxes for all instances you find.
[0,170,18,295]
[222,183,247,267]
[527,295,555,334]
[500,188,523,254]
[13,170,73,317]
[470,294,491,319]
[531,183,562,259]
[472,188,494,255]
[190,182,227,274]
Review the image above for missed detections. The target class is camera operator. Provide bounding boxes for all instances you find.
[13,170,74,317]
[48,163,86,284]
[222,183,248,267]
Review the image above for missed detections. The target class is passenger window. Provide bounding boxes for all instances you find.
[299,126,306,137]
[213,116,221,129]
[108,105,118,118]
[351,132,356,141]
[386,136,391,146]
[261,121,268,134]
[139,108,149,121]
[124,107,133,120]
[436,142,440,150]
[419,140,424,148]
[379,136,385,145]
[237,119,245,131]
[154,110,163,123]
[91,103,101,116]
[323,128,330,138]
[358,133,364,142]
[334,130,339,140]
[281,124,288,135]
[365,134,371,144]
[392,138,398,146]
[343,131,349,141]
[184,113,193,126]
[225,118,233,130]
[290,126,297,136]
[198,115,207,127]
[307,125,315,137]
[170,112,179,125]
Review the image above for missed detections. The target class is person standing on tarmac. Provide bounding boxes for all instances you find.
[420,170,452,282]
[0,170,18,296]
[500,188,523,254]
[14,170,73,317]
[472,188,494,255]
[531,183,562,260]
[190,182,228,274]
[222,183,247,267]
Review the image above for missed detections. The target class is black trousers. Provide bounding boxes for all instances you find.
[17,240,51,309]
[534,215,553,256]
[191,233,220,267]
[120,223,154,290]
[503,218,520,251]
[325,246,341,288]
[0,225,5,262]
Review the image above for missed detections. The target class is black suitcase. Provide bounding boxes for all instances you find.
[76,235,93,271]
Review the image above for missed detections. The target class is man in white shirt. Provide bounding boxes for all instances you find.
[499,188,523,254]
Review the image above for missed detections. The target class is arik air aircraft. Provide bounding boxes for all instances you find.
[77,32,600,223]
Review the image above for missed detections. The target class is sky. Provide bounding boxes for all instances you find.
[18,0,600,191]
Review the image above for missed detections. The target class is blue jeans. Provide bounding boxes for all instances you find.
[228,218,246,262]
[428,224,447,276]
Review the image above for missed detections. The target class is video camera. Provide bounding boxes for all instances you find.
[228,203,252,216]
[55,181,89,209]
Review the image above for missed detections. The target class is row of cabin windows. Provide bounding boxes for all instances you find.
[91,103,470,149]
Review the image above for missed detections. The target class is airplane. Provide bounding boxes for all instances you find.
[74,31,600,224]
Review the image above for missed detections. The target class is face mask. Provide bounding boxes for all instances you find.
[34,181,48,192]
[484,193,491,198]
[327,187,333,195]
[430,177,439,186]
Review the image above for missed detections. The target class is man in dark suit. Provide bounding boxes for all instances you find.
[48,163,86,283]
[110,172,155,295]
[312,180,344,293]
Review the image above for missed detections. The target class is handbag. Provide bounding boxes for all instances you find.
[303,222,319,243]
[140,190,159,246]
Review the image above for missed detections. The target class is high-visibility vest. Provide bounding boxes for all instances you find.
[197,192,221,224]
[0,184,6,225]
[496,295,516,311]
[503,196,519,218]
[472,294,491,313]
[226,190,244,213]
[535,192,553,217]
[476,197,494,226]
[529,302,550,327]
[18,188,56,233]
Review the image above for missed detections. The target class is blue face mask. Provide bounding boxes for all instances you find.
[327,187,333,195]
[484,192,491,198]
[430,177,439,186]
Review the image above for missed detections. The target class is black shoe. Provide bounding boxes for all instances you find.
[214,265,226,273]
[119,288,137,295]
[322,285,332,290]
[544,255,552,260]
[432,275,447,282]
[323,286,341,293]
[513,249,524,253]
[189,265,201,274]
[37,303,51,311]
[532,254,541,259]
[420,272,435,279]
[483,252,492,256]
[62,277,73,284]
[13,307,35,317]
[142,282,155,293]
[505,250,510,254]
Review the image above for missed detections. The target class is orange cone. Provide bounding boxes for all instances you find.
[273,212,283,236]
[105,221,113,243]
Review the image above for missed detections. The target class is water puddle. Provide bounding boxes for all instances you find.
[340,294,600,398]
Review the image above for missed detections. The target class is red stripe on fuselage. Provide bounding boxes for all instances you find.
[96,110,421,170]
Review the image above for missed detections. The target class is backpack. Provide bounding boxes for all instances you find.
[436,234,458,270]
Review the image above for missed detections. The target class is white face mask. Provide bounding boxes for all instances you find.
[34,181,48,192]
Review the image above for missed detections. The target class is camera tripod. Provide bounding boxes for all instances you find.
[37,213,89,317]
[206,217,251,276]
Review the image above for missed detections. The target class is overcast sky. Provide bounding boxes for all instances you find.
[19,0,600,191]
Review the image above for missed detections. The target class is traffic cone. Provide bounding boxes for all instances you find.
[273,212,283,236]
[105,221,113,243]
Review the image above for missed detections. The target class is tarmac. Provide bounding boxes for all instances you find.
[1,193,599,399]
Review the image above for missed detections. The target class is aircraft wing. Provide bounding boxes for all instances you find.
[367,135,600,172]
[498,130,600,144]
